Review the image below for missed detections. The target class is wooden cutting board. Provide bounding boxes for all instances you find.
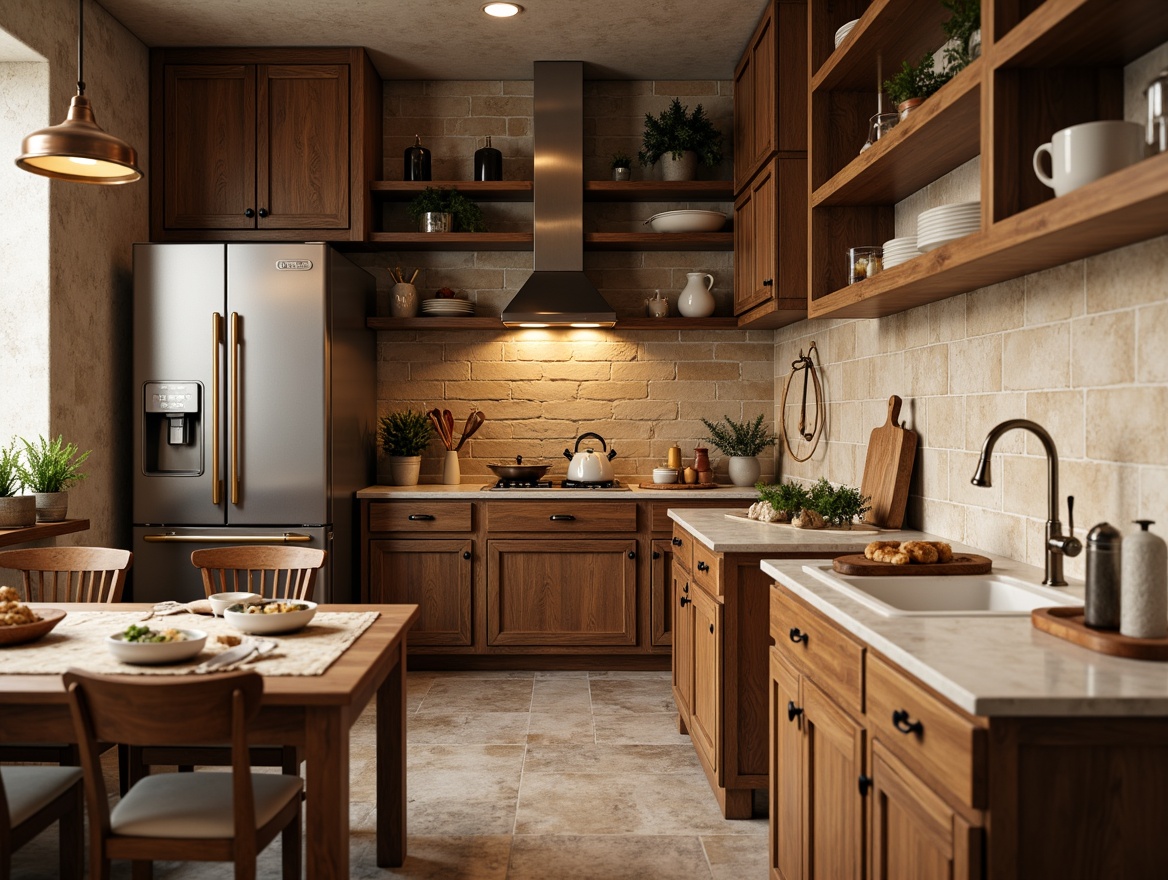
[860,395,917,529]
[832,553,992,576]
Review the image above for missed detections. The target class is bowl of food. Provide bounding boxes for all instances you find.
[106,625,207,665]
[208,591,261,617]
[644,210,727,233]
[224,599,317,635]
[652,468,679,484]
[0,599,67,646]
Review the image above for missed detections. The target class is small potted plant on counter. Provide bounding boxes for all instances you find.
[0,439,35,528]
[804,477,871,529]
[16,434,90,522]
[638,98,724,181]
[610,152,632,181]
[406,187,487,233]
[379,409,434,486]
[700,414,777,486]
[750,480,811,523]
[883,53,950,119]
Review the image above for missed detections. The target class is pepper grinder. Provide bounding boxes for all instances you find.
[1084,522,1121,629]
[404,135,431,181]
[1120,520,1168,639]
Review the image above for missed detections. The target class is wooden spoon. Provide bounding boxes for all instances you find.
[455,410,485,451]
[428,408,451,449]
[442,410,455,448]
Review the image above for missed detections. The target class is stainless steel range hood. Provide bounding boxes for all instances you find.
[502,62,616,328]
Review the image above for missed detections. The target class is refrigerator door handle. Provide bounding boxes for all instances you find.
[211,312,224,505]
[229,310,241,505]
[142,531,315,544]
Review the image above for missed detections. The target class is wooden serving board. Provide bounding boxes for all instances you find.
[831,553,993,576]
[1032,606,1168,661]
[860,395,917,529]
[725,513,882,534]
[638,481,724,490]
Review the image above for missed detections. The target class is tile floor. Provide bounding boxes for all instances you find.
[12,670,768,878]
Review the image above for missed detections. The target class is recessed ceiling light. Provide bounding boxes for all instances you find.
[483,3,523,17]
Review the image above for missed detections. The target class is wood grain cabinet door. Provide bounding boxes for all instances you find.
[163,64,256,229]
[690,585,723,778]
[257,64,350,230]
[672,563,694,722]
[368,538,472,646]
[770,648,802,880]
[650,538,674,647]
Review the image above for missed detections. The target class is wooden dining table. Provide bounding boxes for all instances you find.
[0,602,419,879]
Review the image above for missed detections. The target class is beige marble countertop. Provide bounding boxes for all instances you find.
[667,507,937,553]
[357,482,759,500]
[756,559,1168,719]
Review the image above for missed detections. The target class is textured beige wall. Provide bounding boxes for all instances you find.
[0,0,149,549]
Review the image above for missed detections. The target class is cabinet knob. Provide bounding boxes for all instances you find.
[462,550,471,560]
[892,709,924,736]
[652,550,661,560]
[683,582,689,593]
[709,623,714,634]
[697,560,709,572]
[788,627,808,645]
[787,700,803,722]
[672,537,683,546]
[407,514,435,521]
[762,278,773,286]
[549,514,576,521]
[244,208,255,218]
[858,774,872,796]
[627,551,636,559]
[257,208,269,218]
[679,596,691,608]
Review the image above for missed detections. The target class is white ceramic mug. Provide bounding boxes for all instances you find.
[1033,120,1147,197]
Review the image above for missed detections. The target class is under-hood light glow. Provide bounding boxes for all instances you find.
[483,3,523,17]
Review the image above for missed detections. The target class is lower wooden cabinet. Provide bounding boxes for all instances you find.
[650,537,674,647]
[690,586,723,776]
[673,564,694,722]
[367,537,473,646]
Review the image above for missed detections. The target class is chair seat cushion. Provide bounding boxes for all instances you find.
[111,771,302,838]
[1,765,82,827]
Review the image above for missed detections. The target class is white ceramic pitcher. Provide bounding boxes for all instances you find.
[677,272,715,318]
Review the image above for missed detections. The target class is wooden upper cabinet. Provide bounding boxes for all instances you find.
[150,47,381,242]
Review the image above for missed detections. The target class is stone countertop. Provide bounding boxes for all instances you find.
[667,507,938,553]
[760,558,1168,719]
[356,482,759,500]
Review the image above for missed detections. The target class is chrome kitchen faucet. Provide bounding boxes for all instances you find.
[971,419,1082,586]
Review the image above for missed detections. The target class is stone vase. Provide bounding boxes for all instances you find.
[0,495,36,528]
[388,456,422,487]
[34,491,69,523]
[419,212,452,233]
[659,151,698,181]
[728,456,762,487]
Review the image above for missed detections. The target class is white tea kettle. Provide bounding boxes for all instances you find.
[563,431,617,483]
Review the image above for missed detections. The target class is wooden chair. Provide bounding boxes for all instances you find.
[0,546,131,603]
[0,764,84,880]
[64,669,302,880]
[191,545,326,601]
[126,545,326,785]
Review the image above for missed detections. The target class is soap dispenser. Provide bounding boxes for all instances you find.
[1084,522,1121,629]
[1120,520,1168,639]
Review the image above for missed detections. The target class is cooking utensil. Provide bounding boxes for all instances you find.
[456,410,485,451]
[428,408,451,450]
[487,455,551,481]
[859,395,917,529]
[442,410,455,448]
[193,637,278,674]
[563,431,617,483]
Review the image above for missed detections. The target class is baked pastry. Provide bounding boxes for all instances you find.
[864,541,900,561]
[871,546,910,565]
[928,541,953,563]
[901,541,940,564]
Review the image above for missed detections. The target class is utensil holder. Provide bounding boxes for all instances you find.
[443,450,461,485]
[390,283,418,318]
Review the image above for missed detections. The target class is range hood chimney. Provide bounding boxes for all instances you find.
[501,61,616,328]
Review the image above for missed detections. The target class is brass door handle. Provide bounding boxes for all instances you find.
[229,311,241,505]
[142,532,313,544]
[211,312,223,505]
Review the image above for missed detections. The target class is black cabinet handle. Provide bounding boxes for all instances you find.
[892,709,923,736]
[627,551,636,559]
[257,207,269,218]
[683,582,689,593]
[858,774,872,796]
[697,560,709,572]
[244,208,255,218]
[679,596,691,608]
[549,514,576,521]
[462,551,471,560]
[672,537,683,546]
[762,278,774,286]
[788,627,808,645]
[407,514,435,521]
[652,550,661,559]
[787,701,803,722]
[709,623,714,634]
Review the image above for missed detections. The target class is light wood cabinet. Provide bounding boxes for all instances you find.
[368,538,472,646]
[673,563,694,724]
[690,585,722,775]
[649,537,674,647]
[150,47,381,242]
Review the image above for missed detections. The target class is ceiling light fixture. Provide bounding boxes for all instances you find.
[482,3,523,17]
[15,0,142,184]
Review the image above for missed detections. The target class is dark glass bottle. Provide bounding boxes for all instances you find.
[474,136,503,182]
[404,135,431,181]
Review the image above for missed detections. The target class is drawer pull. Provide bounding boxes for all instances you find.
[628,551,636,559]
[858,774,872,796]
[709,623,714,634]
[652,550,661,559]
[672,537,683,546]
[892,709,924,736]
[787,701,803,722]
[549,514,576,522]
[407,514,435,521]
[697,560,709,572]
[679,596,691,608]
[462,551,471,560]
[788,627,808,645]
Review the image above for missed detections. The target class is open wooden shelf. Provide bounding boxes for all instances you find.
[993,0,1168,68]
[366,232,532,251]
[366,316,739,331]
[812,0,951,90]
[584,180,733,201]
[0,518,90,548]
[613,317,739,329]
[369,180,533,201]
[584,232,733,251]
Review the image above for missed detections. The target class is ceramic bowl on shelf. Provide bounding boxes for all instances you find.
[644,210,727,233]
[834,18,859,48]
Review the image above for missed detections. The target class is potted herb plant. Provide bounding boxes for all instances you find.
[16,434,91,522]
[379,409,435,486]
[754,480,811,523]
[882,54,951,119]
[941,0,981,73]
[610,152,632,181]
[637,98,724,181]
[700,414,777,486]
[0,439,35,528]
[805,477,872,528]
[406,187,487,233]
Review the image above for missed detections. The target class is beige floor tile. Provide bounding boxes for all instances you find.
[526,711,596,743]
[587,670,672,680]
[702,833,770,879]
[588,678,677,714]
[419,678,534,714]
[507,834,713,880]
[534,669,589,679]
[408,743,525,836]
[593,712,693,745]
[530,675,593,712]
[350,833,513,879]
[407,670,440,712]
[523,742,701,775]
[409,710,531,744]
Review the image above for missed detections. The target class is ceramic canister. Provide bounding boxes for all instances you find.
[1120,520,1168,639]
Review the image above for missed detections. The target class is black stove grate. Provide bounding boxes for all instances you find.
[559,479,620,489]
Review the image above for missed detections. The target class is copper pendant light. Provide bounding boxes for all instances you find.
[15,0,142,184]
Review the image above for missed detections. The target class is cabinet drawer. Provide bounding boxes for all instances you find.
[771,587,864,717]
[486,501,635,532]
[671,524,695,573]
[692,542,721,596]
[368,501,472,533]
[866,653,986,809]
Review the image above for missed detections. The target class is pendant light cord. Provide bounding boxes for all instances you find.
[76,0,85,95]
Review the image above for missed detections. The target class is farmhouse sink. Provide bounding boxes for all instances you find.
[801,565,1078,617]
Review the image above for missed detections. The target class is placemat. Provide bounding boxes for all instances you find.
[0,610,379,677]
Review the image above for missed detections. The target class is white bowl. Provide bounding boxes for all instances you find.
[106,629,207,665]
[208,591,261,617]
[652,468,679,484]
[224,600,318,635]
[645,210,727,233]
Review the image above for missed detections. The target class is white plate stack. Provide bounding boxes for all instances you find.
[916,202,981,253]
[420,298,475,316]
[834,18,859,48]
[881,236,919,269]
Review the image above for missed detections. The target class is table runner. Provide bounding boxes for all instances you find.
[0,610,379,676]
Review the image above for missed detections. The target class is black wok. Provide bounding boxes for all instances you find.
[487,456,551,481]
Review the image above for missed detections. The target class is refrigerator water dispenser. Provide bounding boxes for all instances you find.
[143,381,202,475]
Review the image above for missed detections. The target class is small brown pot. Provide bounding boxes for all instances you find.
[897,97,924,120]
[34,491,69,523]
[0,495,36,528]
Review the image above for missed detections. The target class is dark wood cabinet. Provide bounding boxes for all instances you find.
[150,48,381,242]
[368,537,473,647]
[650,537,674,647]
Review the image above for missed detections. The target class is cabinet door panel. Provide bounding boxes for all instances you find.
[690,586,723,778]
[650,538,673,647]
[733,49,755,193]
[672,564,694,721]
[751,9,775,166]
[770,648,802,880]
[164,65,256,229]
[369,538,472,646]
[487,539,636,646]
[803,678,864,880]
[258,64,350,229]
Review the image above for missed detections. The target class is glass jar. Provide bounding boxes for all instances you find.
[847,247,882,285]
[861,112,899,153]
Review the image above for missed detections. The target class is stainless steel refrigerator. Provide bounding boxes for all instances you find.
[131,243,375,603]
